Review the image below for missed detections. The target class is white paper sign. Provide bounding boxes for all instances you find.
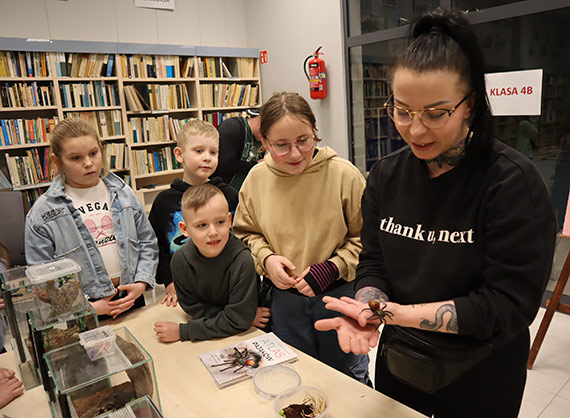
[134,0,175,10]
[485,69,543,116]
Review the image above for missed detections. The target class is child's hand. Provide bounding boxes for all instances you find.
[0,370,24,408]
[161,282,178,307]
[264,255,298,290]
[252,307,271,329]
[0,367,15,381]
[108,282,147,318]
[0,297,4,310]
[89,289,118,316]
[294,273,315,297]
[154,321,180,342]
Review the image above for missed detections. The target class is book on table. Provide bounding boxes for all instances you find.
[199,332,297,389]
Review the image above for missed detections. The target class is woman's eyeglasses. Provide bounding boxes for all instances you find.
[384,94,471,129]
[266,135,315,156]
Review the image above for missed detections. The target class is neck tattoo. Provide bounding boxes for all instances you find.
[426,138,467,168]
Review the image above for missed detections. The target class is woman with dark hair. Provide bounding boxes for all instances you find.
[316,8,557,417]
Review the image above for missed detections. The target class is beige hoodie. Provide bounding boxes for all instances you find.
[233,146,365,282]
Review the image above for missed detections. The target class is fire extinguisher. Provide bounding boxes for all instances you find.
[304,46,327,99]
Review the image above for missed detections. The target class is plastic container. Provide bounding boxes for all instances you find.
[25,259,87,322]
[79,325,117,361]
[274,385,329,418]
[253,365,301,401]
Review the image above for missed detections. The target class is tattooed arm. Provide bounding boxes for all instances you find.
[355,286,389,304]
[387,301,459,334]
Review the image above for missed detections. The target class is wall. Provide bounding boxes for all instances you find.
[0,0,248,47]
[244,0,348,158]
[0,0,348,158]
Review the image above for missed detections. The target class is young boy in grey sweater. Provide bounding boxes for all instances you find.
[153,184,258,342]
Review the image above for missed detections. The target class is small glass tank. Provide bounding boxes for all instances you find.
[26,259,88,322]
[44,326,161,418]
[95,395,163,418]
[0,265,41,388]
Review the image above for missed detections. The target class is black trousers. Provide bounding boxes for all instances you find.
[375,328,529,418]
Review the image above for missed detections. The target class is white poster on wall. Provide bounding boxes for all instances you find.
[484,69,543,116]
[134,0,175,10]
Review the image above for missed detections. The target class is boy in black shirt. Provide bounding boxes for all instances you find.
[149,119,237,307]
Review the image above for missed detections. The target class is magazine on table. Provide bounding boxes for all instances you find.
[199,332,297,388]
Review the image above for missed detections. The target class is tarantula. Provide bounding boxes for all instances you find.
[361,300,394,324]
[211,347,262,372]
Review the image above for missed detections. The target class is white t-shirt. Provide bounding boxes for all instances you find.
[65,180,122,279]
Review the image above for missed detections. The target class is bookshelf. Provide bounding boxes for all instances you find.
[0,42,262,213]
[361,62,405,171]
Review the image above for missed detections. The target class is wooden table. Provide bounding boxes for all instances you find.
[102,302,424,418]
[0,350,51,418]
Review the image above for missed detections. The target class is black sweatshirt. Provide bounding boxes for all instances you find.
[212,117,260,185]
[171,233,258,341]
[356,138,557,345]
[148,177,238,286]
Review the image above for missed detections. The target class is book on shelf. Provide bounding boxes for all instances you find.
[199,332,297,389]
[221,61,233,78]
[0,168,12,189]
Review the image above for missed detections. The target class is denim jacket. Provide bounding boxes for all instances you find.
[25,172,158,299]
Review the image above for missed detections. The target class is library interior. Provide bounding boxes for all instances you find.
[0,1,569,418]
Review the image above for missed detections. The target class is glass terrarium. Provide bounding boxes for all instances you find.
[28,304,98,396]
[0,265,40,388]
[26,259,88,322]
[95,395,163,418]
[44,326,161,418]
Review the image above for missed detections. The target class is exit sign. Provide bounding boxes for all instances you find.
[260,50,268,64]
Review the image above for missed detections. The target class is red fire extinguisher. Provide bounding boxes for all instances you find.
[304,46,327,99]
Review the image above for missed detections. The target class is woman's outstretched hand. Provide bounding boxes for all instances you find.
[314,296,382,355]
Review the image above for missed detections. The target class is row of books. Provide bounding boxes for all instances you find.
[0,51,51,78]
[131,146,180,175]
[120,54,189,79]
[0,82,54,108]
[103,142,128,170]
[202,111,244,129]
[55,53,115,78]
[64,110,122,138]
[364,80,389,98]
[0,117,57,146]
[168,118,192,140]
[200,83,258,108]
[129,116,197,144]
[129,115,171,144]
[0,168,11,189]
[60,81,119,108]
[124,84,192,112]
[5,148,55,188]
[22,187,50,212]
[197,57,256,79]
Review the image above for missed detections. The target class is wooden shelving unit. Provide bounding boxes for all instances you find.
[0,46,261,212]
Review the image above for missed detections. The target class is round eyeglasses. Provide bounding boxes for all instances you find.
[266,135,315,157]
[384,93,471,129]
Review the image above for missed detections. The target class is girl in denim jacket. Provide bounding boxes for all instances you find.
[25,118,158,318]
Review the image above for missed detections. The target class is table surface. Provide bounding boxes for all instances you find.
[101,302,424,418]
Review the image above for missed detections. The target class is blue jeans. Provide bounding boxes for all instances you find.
[271,281,370,384]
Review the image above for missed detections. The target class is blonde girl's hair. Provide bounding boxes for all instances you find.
[50,118,108,175]
[176,118,219,150]
[259,92,321,142]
